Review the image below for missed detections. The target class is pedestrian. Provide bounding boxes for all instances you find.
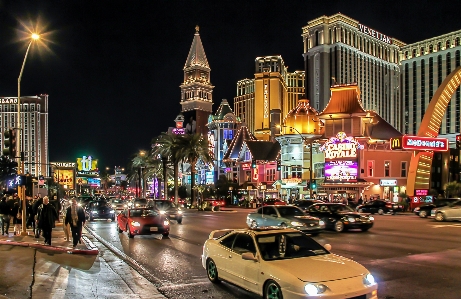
[32,196,43,238]
[12,201,22,235]
[61,198,71,241]
[50,195,62,217]
[65,197,85,248]
[0,197,11,235]
[37,196,58,246]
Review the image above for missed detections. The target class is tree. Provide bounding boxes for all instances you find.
[444,182,461,198]
[176,134,213,209]
[99,171,110,194]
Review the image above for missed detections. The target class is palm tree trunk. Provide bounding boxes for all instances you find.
[191,161,196,209]
[162,157,168,200]
[174,161,179,205]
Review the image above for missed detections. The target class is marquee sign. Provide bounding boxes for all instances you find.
[324,161,358,182]
[319,132,364,159]
[282,178,302,184]
[77,156,98,172]
[358,24,392,44]
[51,162,76,168]
[390,136,448,151]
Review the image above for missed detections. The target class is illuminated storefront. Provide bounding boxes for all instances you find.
[75,155,100,194]
[51,162,76,195]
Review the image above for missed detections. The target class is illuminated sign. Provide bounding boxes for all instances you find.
[51,162,76,168]
[325,161,358,182]
[0,98,18,104]
[241,163,251,170]
[358,24,392,44]
[264,83,269,118]
[6,175,26,189]
[320,132,364,159]
[87,178,101,187]
[415,189,429,196]
[390,136,448,151]
[253,168,258,181]
[208,132,215,159]
[282,178,302,184]
[380,179,397,186]
[54,169,75,189]
[172,128,185,135]
[77,156,98,172]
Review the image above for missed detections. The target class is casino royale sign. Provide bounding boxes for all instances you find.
[320,132,364,159]
[358,24,392,44]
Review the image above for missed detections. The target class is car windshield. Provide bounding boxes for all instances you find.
[92,201,111,208]
[154,201,176,209]
[277,206,304,216]
[330,204,355,212]
[257,232,328,261]
[112,199,124,204]
[134,199,147,204]
[130,209,157,217]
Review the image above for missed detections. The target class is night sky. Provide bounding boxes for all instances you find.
[1,0,460,171]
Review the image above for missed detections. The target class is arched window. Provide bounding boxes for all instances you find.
[412,49,416,57]
[420,47,425,56]
[405,51,409,59]
[455,37,460,46]
[437,42,442,51]
[429,44,433,53]
[446,40,451,49]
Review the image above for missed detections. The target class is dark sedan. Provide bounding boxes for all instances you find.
[356,200,404,215]
[414,198,460,218]
[148,199,183,224]
[292,199,324,211]
[85,200,116,221]
[306,203,374,232]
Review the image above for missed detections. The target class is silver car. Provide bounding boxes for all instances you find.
[432,200,461,221]
[246,205,325,235]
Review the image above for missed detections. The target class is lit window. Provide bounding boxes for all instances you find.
[367,160,374,177]
[384,161,390,177]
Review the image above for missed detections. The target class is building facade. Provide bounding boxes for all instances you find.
[0,95,49,177]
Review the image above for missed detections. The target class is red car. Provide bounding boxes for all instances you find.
[117,208,170,238]
[263,199,287,206]
[202,197,226,211]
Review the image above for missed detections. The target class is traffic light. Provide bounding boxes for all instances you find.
[311,180,317,189]
[3,129,17,159]
[456,134,461,149]
[251,159,256,168]
[276,160,281,171]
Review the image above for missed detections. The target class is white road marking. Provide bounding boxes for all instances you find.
[431,224,461,228]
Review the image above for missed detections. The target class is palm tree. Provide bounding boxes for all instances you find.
[177,134,213,208]
[444,181,461,198]
[127,152,149,197]
[99,171,110,194]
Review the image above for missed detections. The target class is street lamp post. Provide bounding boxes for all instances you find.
[19,33,39,236]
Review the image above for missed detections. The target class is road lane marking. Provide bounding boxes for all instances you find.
[431,224,461,228]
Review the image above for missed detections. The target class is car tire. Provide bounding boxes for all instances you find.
[358,209,364,213]
[334,221,345,232]
[280,223,287,228]
[264,280,283,299]
[117,223,123,233]
[378,209,384,215]
[162,232,169,238]
[419,210,427,218]
[177,217,182,224]
[206,258,220,283]
[250,220,258,229]
[127,224,134,238]
[435,212,445,222]
[361,227,370,232]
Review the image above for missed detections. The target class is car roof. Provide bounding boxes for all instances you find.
[208,227,301,239]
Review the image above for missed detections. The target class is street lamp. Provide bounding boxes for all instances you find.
[19,33,39,236]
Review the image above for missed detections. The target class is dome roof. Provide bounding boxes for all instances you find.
[283,99,324,136]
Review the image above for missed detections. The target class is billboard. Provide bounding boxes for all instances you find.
[390,135,448,151]
[320,132,364,159]
[54,169,75,189]
[87,178,101,187]
[77,156,98,172]
[324,161,358,182]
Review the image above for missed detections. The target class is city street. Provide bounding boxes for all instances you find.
[86,208,461,299]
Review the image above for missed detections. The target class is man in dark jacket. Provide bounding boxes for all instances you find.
[65,198,86,248]
[37,196,58,245]
[32,196,43,237]
[0,197,11,235]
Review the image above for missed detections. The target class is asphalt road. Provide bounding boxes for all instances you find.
[86,209,461,299]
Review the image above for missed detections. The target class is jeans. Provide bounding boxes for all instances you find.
[1,215,10,235]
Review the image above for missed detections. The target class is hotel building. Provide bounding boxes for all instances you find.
[0,95,49,177]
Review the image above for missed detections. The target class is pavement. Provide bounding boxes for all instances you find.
[0,219,167,299]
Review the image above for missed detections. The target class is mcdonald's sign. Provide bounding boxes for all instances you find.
[390,137,402,150]
[390,135,448,151]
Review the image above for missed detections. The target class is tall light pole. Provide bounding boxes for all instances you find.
[19,33,39,236]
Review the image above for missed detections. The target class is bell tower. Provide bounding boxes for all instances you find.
[180,26,214,136]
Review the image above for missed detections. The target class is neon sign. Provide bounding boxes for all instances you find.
[77,156,98,172]
[390,136,448,151]
[253,168,258,181]
[208,132,215,159]
[324,161,358,182]
[320,132,364,159]
[172,128,185,134]
[415,189,428,196]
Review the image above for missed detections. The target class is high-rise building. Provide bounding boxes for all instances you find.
[0,95,49,177]
[400,32,461,135]
[233,56,305,139]
[301,13,404,130]
[180,26,214,136]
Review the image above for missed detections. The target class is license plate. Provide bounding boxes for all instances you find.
[150,227,158,231]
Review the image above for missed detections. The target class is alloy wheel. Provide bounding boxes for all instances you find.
[265,280,283,299]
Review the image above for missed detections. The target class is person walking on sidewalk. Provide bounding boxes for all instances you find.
[37,196,58,246]
[0,197,11,235]
[61,198,71,241]
[11,201,22,235]
[32,196,43,237]
[65,198,85,248]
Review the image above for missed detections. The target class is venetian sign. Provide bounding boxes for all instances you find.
[358,24,392,44]
[390,135,448,151]
[320,132,364,159]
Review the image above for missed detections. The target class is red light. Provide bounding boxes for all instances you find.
[457,135,461,141]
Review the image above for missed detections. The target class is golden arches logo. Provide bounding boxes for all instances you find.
[390,137,401,150]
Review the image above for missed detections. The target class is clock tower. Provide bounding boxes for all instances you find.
[180,26,214,136]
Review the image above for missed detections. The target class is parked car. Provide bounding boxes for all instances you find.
[356,200,403,215]
[246,205,324,235]
[201,197,225,211]
[116,207,170,238]
[306,203,374,232]
[432,200,461,221]
[414,198,460,218]
[262,199,287,206]
[84,200,116,221]
[292,199,324,212]
[201,228,378,299]
[148,199,183,224]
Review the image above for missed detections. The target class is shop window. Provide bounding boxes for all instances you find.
[266,169,276,181]
[223,129,234,140]
[291,166,302,179]
[245,171,251,182]
[401,161,407,177]
[384,161,390,177]
[367,160,374,177]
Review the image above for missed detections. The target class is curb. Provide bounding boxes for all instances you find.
[0,236,99,255]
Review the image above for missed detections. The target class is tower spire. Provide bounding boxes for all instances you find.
[184,26,210,70]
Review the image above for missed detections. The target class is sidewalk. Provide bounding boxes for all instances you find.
[0,223,167,299]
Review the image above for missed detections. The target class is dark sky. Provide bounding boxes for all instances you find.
[1,0,460,170]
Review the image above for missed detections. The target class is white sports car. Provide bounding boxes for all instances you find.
[201,228,378,299]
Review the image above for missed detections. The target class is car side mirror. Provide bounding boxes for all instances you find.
[241,252,257,261]
[324,244,332,251]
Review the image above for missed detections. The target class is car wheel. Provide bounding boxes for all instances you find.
[358,209,363,213]
[206,258,220,283]
[127,224,134,238]
[419,210,427,218]
[250,220,258,229]
[334,221,345,232]
[378,208,384,215]
[177,217,182,224]
[162,232,169,238]
[435,212,445,222]
[361,227,369,232]
[280,223,287,228]
[117,223,123,233]
[264,280,283,299]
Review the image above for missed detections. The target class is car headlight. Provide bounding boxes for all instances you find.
[319,220,325,226]
[414,207,420,212]
[163,220,170,226]
[290,221,304,227]
[92,211,98,214]
[112,204,116,208]
[131,221,141,227]
[78,203,82,207]
[135,204,140,207]
[177,210,183,214]
[159,210,166,215]
[304,283,327,295]
[369,216,374,221]
[109,210,115,213]
[128,202,133,207]
[363,273,376,286]
[348,217,356,222]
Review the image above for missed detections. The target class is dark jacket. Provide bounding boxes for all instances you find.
[37,203,58,229]
[32,198,43,216]
[64,206,86,227]
[0,200,10,215]
[12,204,22,224]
